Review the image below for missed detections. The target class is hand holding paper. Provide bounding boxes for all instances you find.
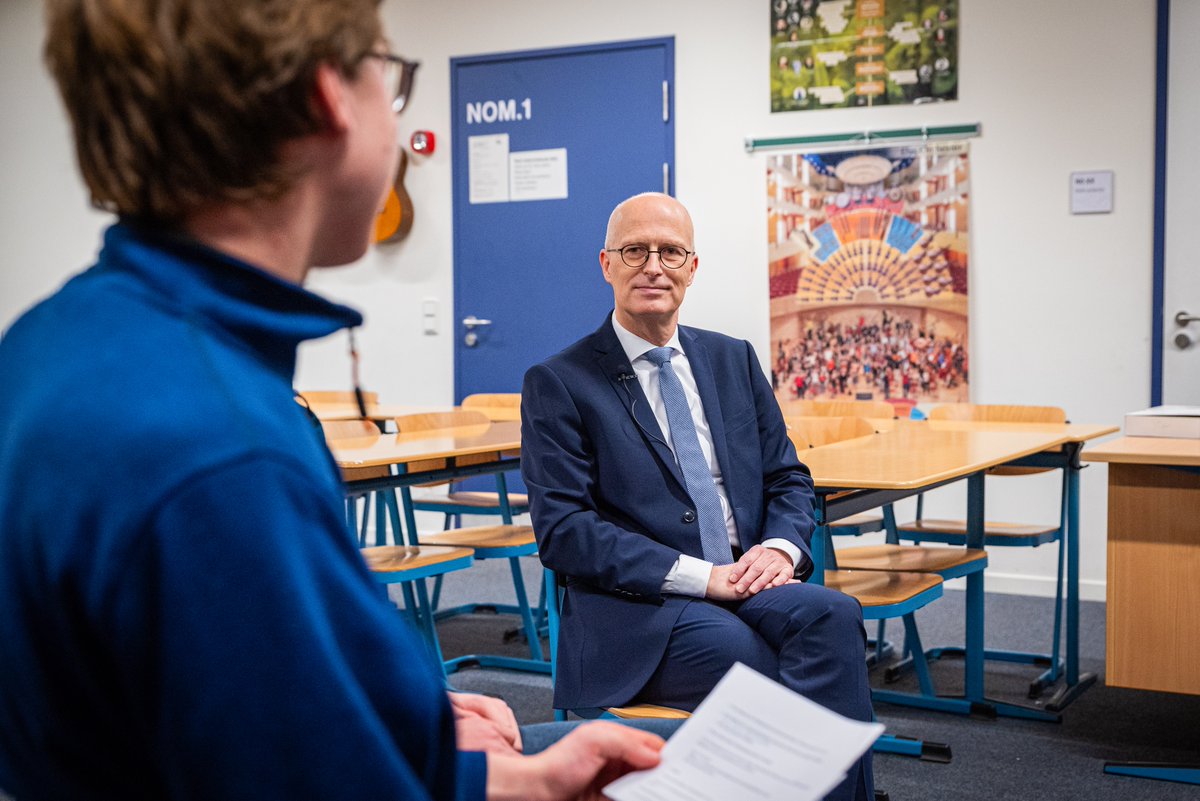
[604,663,882,801]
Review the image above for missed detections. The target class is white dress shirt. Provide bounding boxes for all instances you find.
[610,317,803,597]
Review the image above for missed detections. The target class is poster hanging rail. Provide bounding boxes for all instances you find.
[744,123,981,154]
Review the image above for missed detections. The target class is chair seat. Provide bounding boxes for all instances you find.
[828,511,885,536]
[835,544,987,579]
[834,512,883,527]
[419,525,536,550]
[897,518,1059,540]
[361,544,475,573]
[824,569,943,618]
[605,704,692,720]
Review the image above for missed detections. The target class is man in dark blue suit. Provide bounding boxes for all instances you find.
[522,193,874,801]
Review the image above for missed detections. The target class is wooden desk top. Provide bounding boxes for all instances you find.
[329,421,521,469]
[1082,435,1200,467]
[925,419,1117,443]
[798,425,1074,490]
[326,415,1111,489]
[858,417,1117,443]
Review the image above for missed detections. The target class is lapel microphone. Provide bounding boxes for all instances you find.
[614,366,670,449]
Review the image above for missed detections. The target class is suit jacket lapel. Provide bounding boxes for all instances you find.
[591,316,687,491]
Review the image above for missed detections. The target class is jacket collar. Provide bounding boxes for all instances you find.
[591,313,735,498]
[96,221,362,381]
[591,314,686,490]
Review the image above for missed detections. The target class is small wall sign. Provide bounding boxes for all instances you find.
[1070,170,1114,214]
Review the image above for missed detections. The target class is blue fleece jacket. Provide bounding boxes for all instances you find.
[0,222,485,801]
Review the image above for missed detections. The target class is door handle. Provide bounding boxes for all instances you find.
[1175,310,1200,327]
[462,316,492,347]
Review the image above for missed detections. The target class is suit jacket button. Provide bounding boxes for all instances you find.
[681,510,696,523]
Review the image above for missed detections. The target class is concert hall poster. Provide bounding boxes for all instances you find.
[770,0,958,112]
[767,142,970,411]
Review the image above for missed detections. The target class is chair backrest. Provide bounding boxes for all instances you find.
[780,399,895,419]
[298,390,380,406]
[462,393,521,421]
[929,403,1066,476]
[785,416,876,448]
[462,393,520,409]
[394,409,492,433]
[320,418,380,442]
[319,418,387,480]
[928,404,1066,423]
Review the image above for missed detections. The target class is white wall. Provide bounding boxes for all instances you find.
[0,1,1158,600]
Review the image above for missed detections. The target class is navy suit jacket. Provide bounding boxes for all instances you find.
[521,315,817,709]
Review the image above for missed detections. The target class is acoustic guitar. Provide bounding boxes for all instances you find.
[374,149,414,244]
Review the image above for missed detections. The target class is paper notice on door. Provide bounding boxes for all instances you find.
[468,134,509,204]
[509,147,568,202]
[604,663,883,801]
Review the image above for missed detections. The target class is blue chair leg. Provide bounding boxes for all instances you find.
[1104,763,1200,785]
[903,612,936,697]
[508,557,543,661]
[411,578,448,679]
[546,567,568,722]
[430,574,445,611]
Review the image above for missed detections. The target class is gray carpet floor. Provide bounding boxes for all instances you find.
[421,557,1200,800]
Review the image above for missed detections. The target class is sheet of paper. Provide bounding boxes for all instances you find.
[468,134,509,204]
[605,663,883,801]
[509,147,568,202]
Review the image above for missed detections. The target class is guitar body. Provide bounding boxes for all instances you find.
[374,149,415,244]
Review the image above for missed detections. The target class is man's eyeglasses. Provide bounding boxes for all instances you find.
[606,244,694,270]
[364,52,420,113]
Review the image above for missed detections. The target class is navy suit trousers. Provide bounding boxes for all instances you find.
[632,581,874,801]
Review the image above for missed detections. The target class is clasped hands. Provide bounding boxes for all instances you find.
[705,544,794,601]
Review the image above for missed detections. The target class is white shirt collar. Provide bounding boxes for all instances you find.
[611,314,684,365]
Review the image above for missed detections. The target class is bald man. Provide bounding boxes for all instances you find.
[521,193,874,801]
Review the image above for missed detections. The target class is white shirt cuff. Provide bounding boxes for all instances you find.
[661,554,713,597]
[761,538,804,576]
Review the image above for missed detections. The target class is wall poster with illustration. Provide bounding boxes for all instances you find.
[771,0,958,112]
[767,142,970,410]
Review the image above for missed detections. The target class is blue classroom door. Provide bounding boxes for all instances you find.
[451,38,675,401]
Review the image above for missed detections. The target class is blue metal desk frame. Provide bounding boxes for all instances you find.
[344,454,553,676]
[815,438,1097,722]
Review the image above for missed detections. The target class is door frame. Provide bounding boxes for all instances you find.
[1151,0,1169,405]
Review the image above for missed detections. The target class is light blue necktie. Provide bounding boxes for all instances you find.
[643,347,733,566]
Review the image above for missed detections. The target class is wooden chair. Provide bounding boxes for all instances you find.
[784,404,892,538]
[409,395,530,524]
[391,410,547,675]
[893,403,1069,695]
[462,392,523,422]
[785,415,876,447]
[320,418,475,673]
[790,416,988,669]
[780,398,896,419]
[803,531,953,761]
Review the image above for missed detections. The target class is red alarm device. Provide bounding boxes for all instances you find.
[410,130,436,155]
